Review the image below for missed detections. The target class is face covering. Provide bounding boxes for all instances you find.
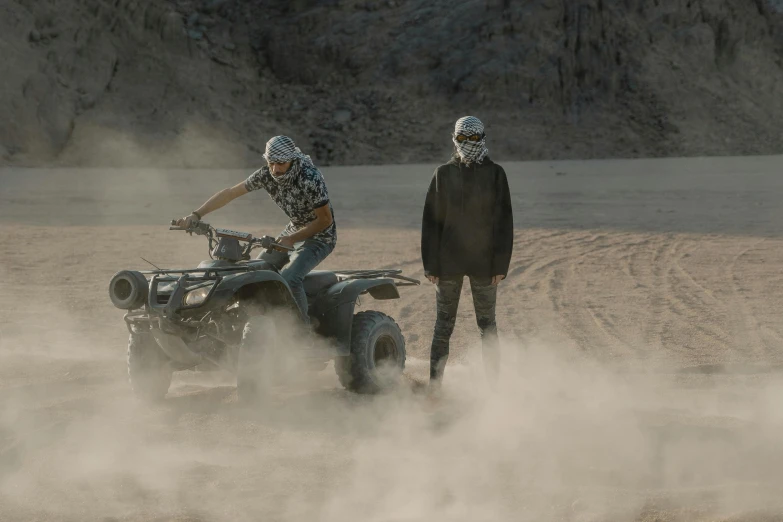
[452,116,489,165]
[263,135,315,184]
[271,160,298,184]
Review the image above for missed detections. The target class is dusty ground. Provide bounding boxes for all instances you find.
[2,156,783,520]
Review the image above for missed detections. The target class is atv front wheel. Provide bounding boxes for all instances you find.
[127,333,173,402]
[335,311,406,394]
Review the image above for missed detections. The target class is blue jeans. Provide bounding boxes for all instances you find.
[258,239,333,324]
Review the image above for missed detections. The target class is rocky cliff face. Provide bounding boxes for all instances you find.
[1,0,782,167]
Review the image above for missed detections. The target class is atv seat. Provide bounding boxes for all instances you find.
[303,270,338,296]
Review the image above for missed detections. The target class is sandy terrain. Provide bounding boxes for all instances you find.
[2,156,783,521]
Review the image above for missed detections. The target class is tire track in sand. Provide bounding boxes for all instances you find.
[662,238,732,357]
[537,231,738,365]
[725,239,772,360]
[541,232,641,357]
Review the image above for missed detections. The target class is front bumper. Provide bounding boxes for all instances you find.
[123,273,219,334]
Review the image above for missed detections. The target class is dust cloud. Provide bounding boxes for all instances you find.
[3,319,783,521]
[58,120,252,169]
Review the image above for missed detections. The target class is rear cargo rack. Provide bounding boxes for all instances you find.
[333,269,420,286]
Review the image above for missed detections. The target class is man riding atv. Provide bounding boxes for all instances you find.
[109,135,420,402]
[176,135,335,326]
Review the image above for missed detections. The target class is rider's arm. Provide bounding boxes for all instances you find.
[192,181,248,219]
[284,204,333,243]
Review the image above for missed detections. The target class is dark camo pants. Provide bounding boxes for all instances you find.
[430,275,499,385]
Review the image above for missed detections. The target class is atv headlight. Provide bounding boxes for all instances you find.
[183,285,212,306]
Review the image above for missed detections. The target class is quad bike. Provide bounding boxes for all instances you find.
[108,219,419,402]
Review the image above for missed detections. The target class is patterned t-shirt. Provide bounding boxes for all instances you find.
[244,160,337,248]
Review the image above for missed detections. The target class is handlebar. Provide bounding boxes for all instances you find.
[251,235,294,252]
[169,219,294,253]
[169,219,211,236]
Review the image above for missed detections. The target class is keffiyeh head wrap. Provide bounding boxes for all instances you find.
[263,135,315,184]
[452,116,489,165]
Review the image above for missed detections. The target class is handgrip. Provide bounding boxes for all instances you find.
[255,236,295,252]
[169,219,190,232]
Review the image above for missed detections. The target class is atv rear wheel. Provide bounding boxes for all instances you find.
[335,311,406,394]
[127,332,173,402]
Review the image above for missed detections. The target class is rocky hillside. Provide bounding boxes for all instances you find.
[2,0,783,167]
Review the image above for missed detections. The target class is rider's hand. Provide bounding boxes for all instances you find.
[491,275,505,286]
[426,275,439,285]
[274,235,295,252]
[175,213,199,228]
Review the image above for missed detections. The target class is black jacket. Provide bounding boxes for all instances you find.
[421,155,514,279]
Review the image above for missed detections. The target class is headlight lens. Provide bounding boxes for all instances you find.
[183,285,212,306]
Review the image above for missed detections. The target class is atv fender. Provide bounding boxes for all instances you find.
[211,270,301,316]
[311,278,399,355]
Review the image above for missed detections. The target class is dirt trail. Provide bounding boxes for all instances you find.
[2,157,783,520]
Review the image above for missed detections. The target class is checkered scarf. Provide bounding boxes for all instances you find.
[452,116,489,165]
[263,135,315,184]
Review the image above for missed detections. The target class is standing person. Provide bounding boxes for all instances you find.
[420,116,514,392]
[176,135,336,326]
